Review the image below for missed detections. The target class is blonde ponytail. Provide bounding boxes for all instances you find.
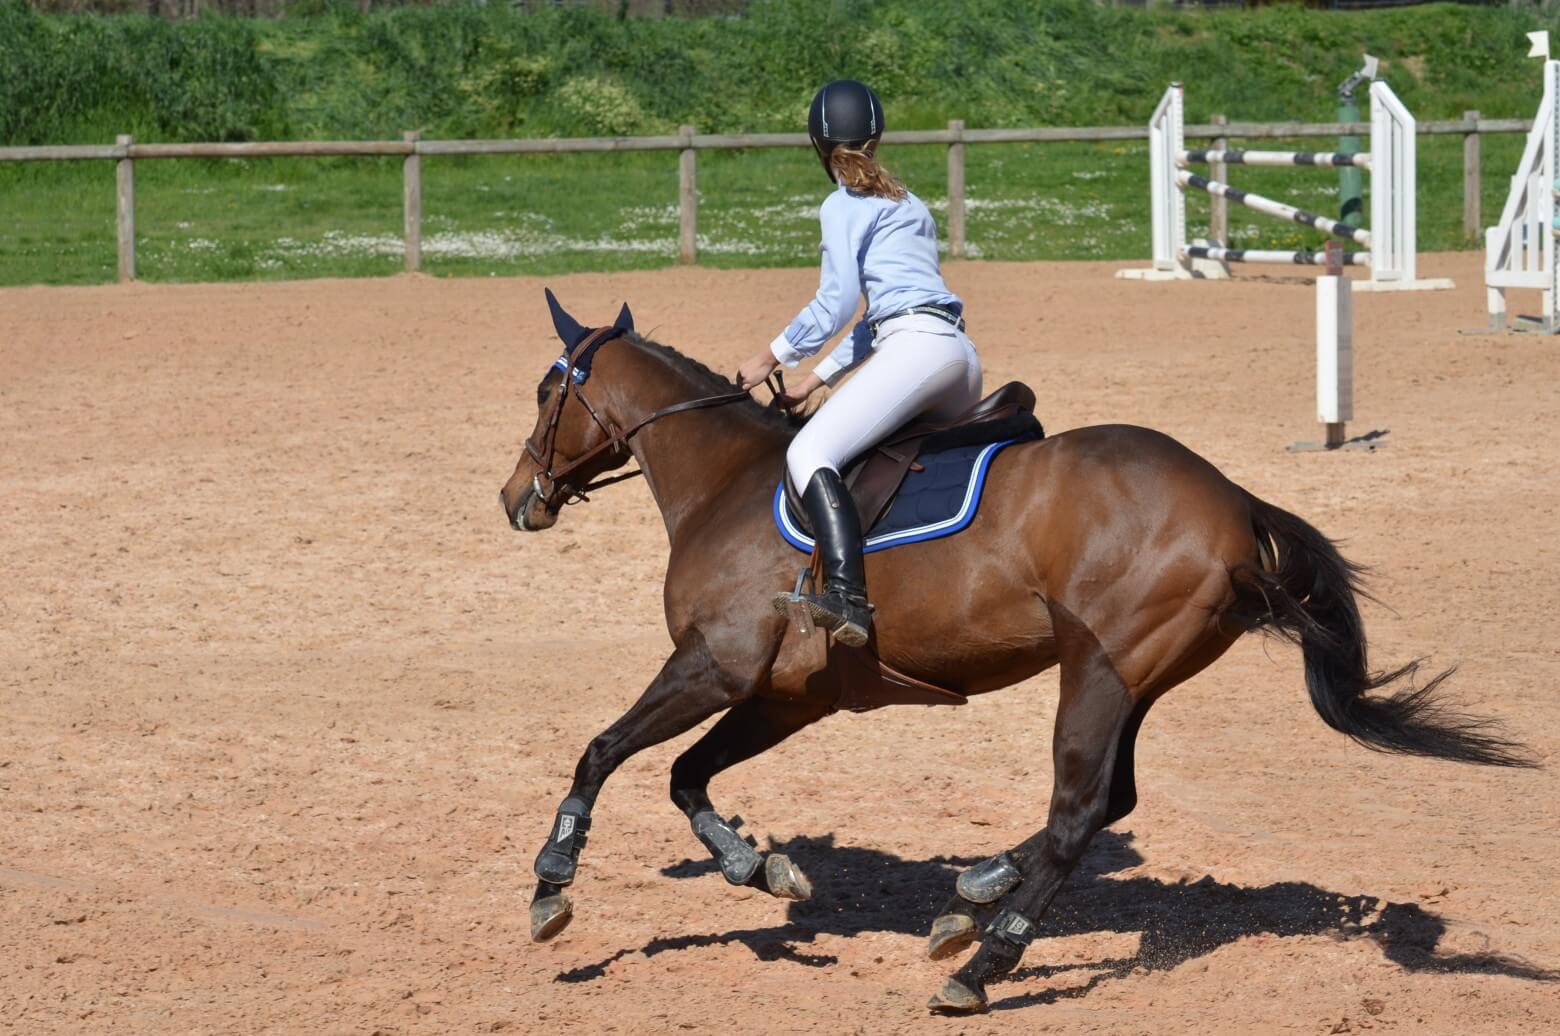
[829,145,907,201]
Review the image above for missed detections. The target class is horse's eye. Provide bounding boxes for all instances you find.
[537,383,550,406]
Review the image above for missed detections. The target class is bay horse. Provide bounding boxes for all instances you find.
[498,292,1530,1013]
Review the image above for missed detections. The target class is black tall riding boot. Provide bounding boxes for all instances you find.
[774,469,873,647]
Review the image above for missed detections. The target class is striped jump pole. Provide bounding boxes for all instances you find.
[1177,171,1372,246]
[1182,245,1371,266]
[1181,149,1370,169]
[1120,68,1451,290]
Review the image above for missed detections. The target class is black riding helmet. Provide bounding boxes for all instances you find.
[808,80,885,183]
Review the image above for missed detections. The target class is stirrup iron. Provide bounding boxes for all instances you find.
[775,567,818,638]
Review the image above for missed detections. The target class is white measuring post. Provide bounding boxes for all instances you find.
[1316,245,1353,448]
[1289,243,1375,452]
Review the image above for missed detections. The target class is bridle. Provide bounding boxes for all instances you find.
[519,326,782,517]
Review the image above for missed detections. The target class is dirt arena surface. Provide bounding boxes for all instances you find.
[3,253,1558,1034]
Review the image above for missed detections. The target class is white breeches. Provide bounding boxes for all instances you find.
[786,313,983,489]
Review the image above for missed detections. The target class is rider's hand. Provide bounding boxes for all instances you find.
[736,350,780,391]
[774,372,824,410]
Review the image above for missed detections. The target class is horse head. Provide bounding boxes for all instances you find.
[500,289,636,531]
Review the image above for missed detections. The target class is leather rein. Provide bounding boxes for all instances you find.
[522,325,783,511]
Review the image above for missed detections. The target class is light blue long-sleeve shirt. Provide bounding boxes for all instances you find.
[768,185,961,385]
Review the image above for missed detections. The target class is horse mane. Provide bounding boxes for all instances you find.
[625,332,810,433]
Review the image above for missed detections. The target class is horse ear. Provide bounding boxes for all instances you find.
[613,302,634,333]
[545,287,589,349]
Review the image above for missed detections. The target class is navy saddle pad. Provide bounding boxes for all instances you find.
[774,421,1042,555]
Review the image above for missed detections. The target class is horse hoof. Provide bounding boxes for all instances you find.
[927,977,987,1014]
[764,853,812,901]
[926,914,978,960]
[530,893,574,942]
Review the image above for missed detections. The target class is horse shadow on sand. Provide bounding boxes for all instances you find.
[554,831,1556,1008]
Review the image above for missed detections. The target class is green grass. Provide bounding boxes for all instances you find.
[0,130,1530,286]
[1,0,1551,285]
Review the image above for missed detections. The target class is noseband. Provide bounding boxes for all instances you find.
[521,326,766,514]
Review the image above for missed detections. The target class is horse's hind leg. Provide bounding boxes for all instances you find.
[928,601,1139,1012]
[925,694,1153,961]
[528,635,754,942]
[669,695,832,901]
[927,582,1241,1012]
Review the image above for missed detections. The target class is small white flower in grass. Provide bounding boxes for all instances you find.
[694,237,769,256]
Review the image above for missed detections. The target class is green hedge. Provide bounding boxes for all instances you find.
[2,0,1556,145]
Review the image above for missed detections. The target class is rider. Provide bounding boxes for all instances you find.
[736,80,983,648]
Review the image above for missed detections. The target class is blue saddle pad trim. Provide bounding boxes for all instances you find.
[774,437,1026,555]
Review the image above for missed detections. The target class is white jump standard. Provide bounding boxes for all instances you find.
[1120,71,1452,291]
[1483,32,1560,332]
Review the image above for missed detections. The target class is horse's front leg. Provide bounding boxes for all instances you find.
[528,633,756,942]
[668,695,832,902]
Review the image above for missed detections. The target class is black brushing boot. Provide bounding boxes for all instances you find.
[774,469,873,647]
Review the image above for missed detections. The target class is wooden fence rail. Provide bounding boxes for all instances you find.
[0,115,1532,283]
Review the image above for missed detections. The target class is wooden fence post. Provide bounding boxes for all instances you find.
[116,134,135,282]
[403,131,422,273]
[1463,110,1481,239]
[1209,114,1228,245]
[947,119,966,258]
[678,125,697,264]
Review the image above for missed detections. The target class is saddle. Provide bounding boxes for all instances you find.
[783,381,1042,537]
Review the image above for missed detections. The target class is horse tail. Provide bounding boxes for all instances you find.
[1231,494,1534,768]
